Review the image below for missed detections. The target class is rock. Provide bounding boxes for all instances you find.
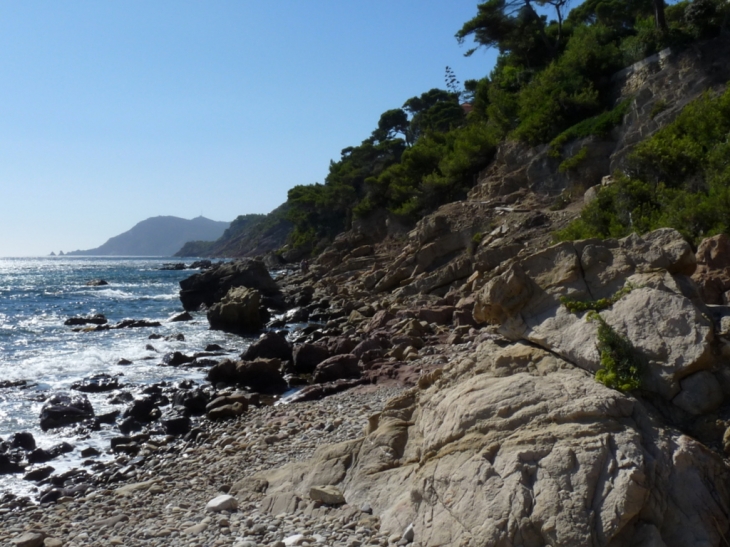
[170,311,193,322]
[161,351,194,366]
[692,233,730,304]
[292,343,330,374]
[673,371,724,415]
[12,532,46,547]
[208,358,237,384]
[207,287,264,333]
[160,262,186,270]
[85,279,108,286]
[122,397,158,423]
[416,306,454,326]
[179,258,280,311]
[312,354,360,384]
[43,539,62,547]
[257,341,730,547]
[281,379,367,403]
[402,523,415,543]
[112,319,162,329]
[160,410,191,435]
[473,229,713,399]
[235,359,287,393]
[0,453,23,474]
[242,331,293,362]
[8,431,36,451]
[63,314,107,326]
[23,466,54,482]
[309,485,345,505]
[207,402,247,420]
[39,393,94,430]
[172,387,210,415]
[206,494,238,512]
[70,373,120,393]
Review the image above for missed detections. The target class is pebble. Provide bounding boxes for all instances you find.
[1,387,403,547]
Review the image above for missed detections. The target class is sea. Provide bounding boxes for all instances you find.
[0,256,253,499]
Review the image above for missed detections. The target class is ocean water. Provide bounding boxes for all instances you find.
[0,257,251,498]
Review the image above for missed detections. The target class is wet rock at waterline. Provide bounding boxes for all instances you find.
[39,393,94,431]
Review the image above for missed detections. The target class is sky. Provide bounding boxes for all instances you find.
[0,0,503,257]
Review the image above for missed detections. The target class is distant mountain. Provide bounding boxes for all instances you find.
[67,216,230,257]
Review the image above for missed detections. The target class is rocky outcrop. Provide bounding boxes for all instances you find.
[39,393,94,431]
[473,228,709,400]
[179,259,280,311]
[254,340,730,547]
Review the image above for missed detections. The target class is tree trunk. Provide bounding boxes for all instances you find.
[653,0,668,32]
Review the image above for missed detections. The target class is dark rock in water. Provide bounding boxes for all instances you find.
[108,391,134,405]
[242,331,292,362]
[205,343,223,351]
[189,260,212,270]
[118,417,143,435]
[71,373,121,393]
[160,263,186,271]
[292,343,330,374]
[123,397,158,423]
[39,393,94,431]
[64,314,108,326]
[170,311,193,322]
[145,344,158,352]
[0,379,28,389]
[177,379,195,389]
[27,443,72,464]
[179,258,281,311]
[117,358,133,365]
[312,354,361,384]
[0,453,23,474]
[23,466,54,482]
[148,333,163,340]
[8,431,36,451]
[95,410,120,425]
[113,319,162,329]
[165,333,185,341]
[161,351,194,367]
[285,374,308,387]
[160,410,190,435]
[85,279,109,286]
[80,447,100,458]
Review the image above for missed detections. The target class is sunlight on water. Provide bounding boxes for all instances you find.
[0,257,250,499]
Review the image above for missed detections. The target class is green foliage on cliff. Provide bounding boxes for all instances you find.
[273,0,728,253]
[556,86,730,244]
[589,311,643,392]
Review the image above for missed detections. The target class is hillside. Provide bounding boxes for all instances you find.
[67,216,229,257]
[174,205,292,258]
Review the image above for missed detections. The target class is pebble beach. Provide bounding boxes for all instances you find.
[2,385,406,547]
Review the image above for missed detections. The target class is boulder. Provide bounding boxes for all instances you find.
[692,233,730,304]
[7,431,36,451]
[672,371,724,415]
[309,485,345,505]
[39,393,94,431]
[206,494,238,512]
[170,311,193,322]
[292,343,330,374]
[416,306,454,326]
[207,287,264,334]
[160,410,191,435]
[207,402,247,420]
[179,258,280,311]
[235,359,287,393]
[85,279,108,286]
[64,314,107,326]
[207,359,238,385]
[312,354,360,384]
[255,341,730,547]
[70,373,120,393]
[242,331,292,362]
[473,229,712,399]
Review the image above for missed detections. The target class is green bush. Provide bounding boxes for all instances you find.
[589,311,643,392]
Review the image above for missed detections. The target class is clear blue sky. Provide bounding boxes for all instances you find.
[0,0,500,256]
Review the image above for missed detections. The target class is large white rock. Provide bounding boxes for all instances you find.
[206,494,238,512]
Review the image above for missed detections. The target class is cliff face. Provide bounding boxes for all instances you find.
[67,216,229,257]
